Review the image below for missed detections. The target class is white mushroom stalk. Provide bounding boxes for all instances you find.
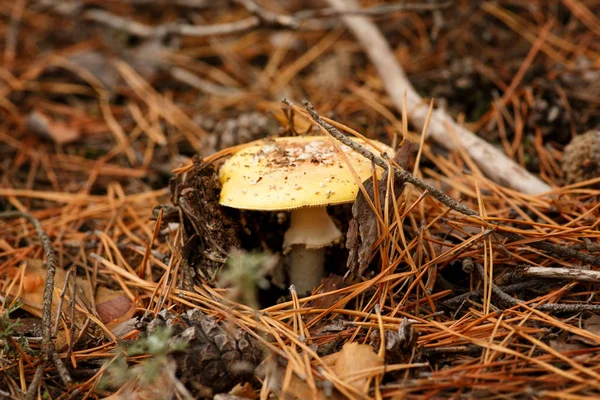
[283,207,342,294]
[218,136,394,295]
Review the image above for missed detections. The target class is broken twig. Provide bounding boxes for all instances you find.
[474,263,600,313]
[289,99,600,268]
[325,0,550,194]
[0,211,72,396]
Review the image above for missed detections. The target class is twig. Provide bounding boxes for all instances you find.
[475,263,522,308]
[535,303,600,313]
[127,0,212,6]
[325,0,550,195]
[422,344,482,358]
[572,238,600,253]
[233,0,298,29]
[474,263,600,313]
[292,99,600,267]
[0,211,72,396]
[441,279,554,308]
[83,0,302,40]
[83,9,262,38]
[516,265,600,283]
[295,1,452,19]
[83,1,449,40]
[25,363,45,399]
[4,0,26,67]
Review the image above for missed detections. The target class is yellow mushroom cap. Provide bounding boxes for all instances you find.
[218,136,394,211]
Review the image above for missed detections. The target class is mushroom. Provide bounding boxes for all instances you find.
[218,136,394,294]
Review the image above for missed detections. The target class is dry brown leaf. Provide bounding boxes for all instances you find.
[280,362,325,400]
[273,360,344,400]
[8,260,75,318]
[271,106,314,134]
[332,342,383,394]
[95,286,135,331]
[8,260,135,341]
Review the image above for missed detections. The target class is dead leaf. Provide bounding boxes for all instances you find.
[332,342,383,394]
[95,286,135,331]
[278,362,344,400]
[271,106,314,135]
[265,358,344,400]
[27,111,81,144]
[8,260,135,345]
[8,260,78,318]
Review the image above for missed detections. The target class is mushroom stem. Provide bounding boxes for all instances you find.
[284,207,342,294]
[287,245,325,294]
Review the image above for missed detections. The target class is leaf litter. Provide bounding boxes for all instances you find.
[1,1,600,399]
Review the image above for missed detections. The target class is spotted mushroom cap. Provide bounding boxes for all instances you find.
[218,136,395,211]
[561,130,600,185]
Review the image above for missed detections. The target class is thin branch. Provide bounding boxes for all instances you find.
[291,99,600,267]
[25,363,45,399]
[83,9,262,38]
[325,0,550,195]
[83,9,164,38]
[83,1,449,39]
[475,263,522,308]
[475,263,600,313]
[517,265,600,283]
[0,211,72,396]
[233,0,298,29]
[441,279,555,308]
[295,0,452,19]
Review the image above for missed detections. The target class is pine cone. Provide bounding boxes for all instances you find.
[561,130,600,185]
[178,309,263,394]
[142,309,264,397]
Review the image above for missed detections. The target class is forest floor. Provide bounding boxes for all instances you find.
[1,1,600,399]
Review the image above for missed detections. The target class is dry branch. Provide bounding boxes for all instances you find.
[83,9,263,38]
[292,99,600,267]
[519,265,600,283]
[326,0,551,195]
[475,263,600,313]
[0,211,72,397]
